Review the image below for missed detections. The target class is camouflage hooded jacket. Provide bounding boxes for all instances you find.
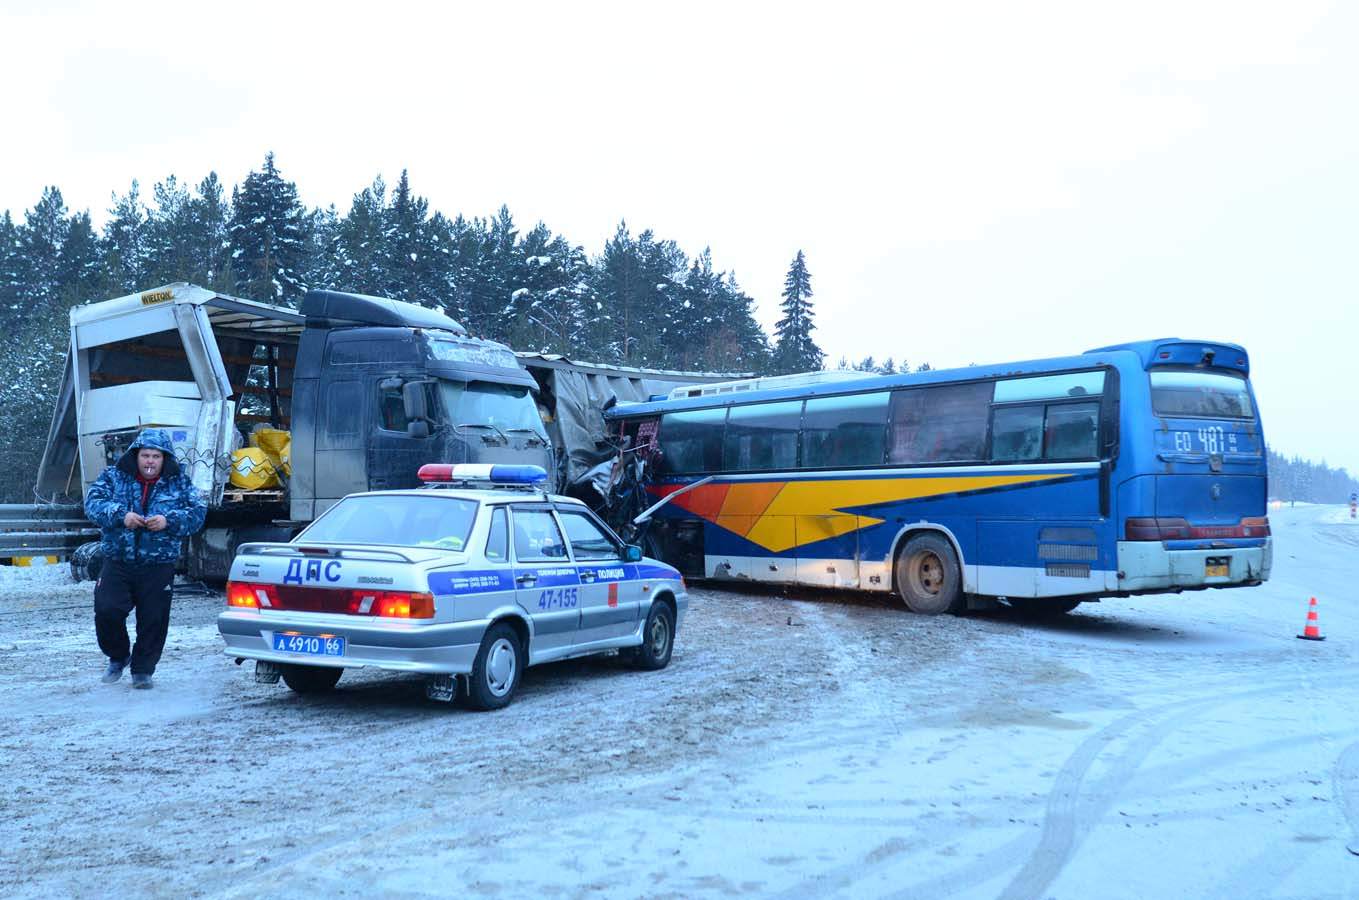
[84,429,207,565]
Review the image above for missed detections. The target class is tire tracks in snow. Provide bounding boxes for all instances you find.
[994,681,1327,900]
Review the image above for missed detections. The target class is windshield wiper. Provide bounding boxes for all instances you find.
[454,422,509,444]
[503,427,549,445]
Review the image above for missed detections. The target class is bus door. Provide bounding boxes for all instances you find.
[977,371,1110,597]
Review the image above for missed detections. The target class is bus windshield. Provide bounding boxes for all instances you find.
[1149,370,1254,419]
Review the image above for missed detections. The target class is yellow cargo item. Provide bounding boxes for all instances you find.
[230,448,280,489]
[13,556,59,567]
[250,428,292,477]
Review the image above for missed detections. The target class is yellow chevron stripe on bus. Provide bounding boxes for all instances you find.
[724,473,1065,553]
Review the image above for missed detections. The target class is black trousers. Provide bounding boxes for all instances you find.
[94,559,176,675]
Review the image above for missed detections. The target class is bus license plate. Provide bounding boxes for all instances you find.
[1205,558,1229,578]
[272,633,345,657]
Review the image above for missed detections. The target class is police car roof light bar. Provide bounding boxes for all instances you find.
[417,463,548,486]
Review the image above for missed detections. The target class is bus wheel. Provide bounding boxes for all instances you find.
[895,534,964,615]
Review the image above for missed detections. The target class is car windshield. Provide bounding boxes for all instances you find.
[440,380,544,437]
[299,495,479,550]
[1149,370,1254,419]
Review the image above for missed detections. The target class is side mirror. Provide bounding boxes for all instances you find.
[407,420,430,439]
[623,544,642,562]
[402,381,430,422]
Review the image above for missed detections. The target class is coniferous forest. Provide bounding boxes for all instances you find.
[0,153,1354,503]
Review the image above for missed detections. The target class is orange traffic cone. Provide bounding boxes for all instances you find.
[1297,596,1325,641]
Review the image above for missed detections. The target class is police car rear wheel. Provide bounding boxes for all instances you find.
[466,623,523,711]
[279,664,343,694]
[631,600,675,671]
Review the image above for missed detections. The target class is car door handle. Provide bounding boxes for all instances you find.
[515,574,537,587]
[579,572,596,583]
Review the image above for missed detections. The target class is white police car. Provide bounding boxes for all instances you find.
[216,464,687,710]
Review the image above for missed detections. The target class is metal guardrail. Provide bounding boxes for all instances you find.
[0,504,95,556]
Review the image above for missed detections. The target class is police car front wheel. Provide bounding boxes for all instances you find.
[465,623,525,711]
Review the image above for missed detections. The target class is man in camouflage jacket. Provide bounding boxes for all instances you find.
[84,428,206,688]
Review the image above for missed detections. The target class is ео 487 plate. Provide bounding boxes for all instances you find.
[272,633,345,656]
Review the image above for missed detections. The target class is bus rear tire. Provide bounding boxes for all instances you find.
[895,533,964,615]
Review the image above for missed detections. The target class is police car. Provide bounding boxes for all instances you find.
[216,464,687,710]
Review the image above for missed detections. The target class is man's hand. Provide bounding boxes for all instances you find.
[144,515,168,532]
[123,511,146,529]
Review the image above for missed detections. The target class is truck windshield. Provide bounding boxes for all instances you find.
[441,380,545,438]
[1149,370,1254,419]
[300,495,479,550]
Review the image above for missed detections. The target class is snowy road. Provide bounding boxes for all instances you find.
[2,505,1357,898]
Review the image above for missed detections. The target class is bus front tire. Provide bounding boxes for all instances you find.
[895,534,964,615]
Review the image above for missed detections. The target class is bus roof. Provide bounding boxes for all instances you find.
[605,338,1249,418]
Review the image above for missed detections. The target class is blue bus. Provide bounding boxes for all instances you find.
[603,339,1271,615]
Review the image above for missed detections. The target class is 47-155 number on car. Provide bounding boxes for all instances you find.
[538,587,579,609]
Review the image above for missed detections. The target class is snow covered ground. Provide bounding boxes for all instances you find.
[1,505,1357,898]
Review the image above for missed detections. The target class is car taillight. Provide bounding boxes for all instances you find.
[226,580,265,608]
[1125,516,1271,541]
[374,591,435,619]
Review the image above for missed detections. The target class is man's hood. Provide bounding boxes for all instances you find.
[116,428,182,479]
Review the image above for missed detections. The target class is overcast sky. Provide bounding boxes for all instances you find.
[3,0,1356,472]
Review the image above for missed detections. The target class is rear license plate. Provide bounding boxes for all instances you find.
[1205,557,1229,578]
[272,633,345,656]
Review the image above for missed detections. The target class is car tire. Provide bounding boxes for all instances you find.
[894,533,964,615]
[630,599,675,671]
[70,541,103,583]
[1007,597,1082,617]
[279,664,343,694]
[464,623,524,711]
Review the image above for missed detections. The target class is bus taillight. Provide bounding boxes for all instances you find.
[1125,516,1271,540]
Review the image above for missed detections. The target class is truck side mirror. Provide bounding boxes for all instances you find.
[407,420,431,439]
[402,380,430,420]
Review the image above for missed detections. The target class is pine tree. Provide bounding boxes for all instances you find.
[383,170,438,305]
[772,249,823,374]
[880,357,897,374]
[0,211,26,316]
[227,153,310,305]
[56,212,102,300]
[21,187,69,304]
[330,176,388,294]
[103,181,151,293]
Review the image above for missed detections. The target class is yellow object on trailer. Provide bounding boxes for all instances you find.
[229,448,280,489]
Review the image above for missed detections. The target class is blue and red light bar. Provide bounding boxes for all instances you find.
[417,463,548,485]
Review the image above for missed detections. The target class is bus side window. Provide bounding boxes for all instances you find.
[801,392,889,468]
[991,406,1044,461]
[658,407,727,474]
[888,383,990,463]
[723,401,801,471]
[1044,402,1100,460]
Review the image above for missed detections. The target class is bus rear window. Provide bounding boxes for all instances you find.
[1150,370,1254,419]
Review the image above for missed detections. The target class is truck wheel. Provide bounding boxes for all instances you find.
[70,542,103,583]
[464,623,524,711]
[630,599,675,671]
[280,664,343,693]
[894,533,964,615]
